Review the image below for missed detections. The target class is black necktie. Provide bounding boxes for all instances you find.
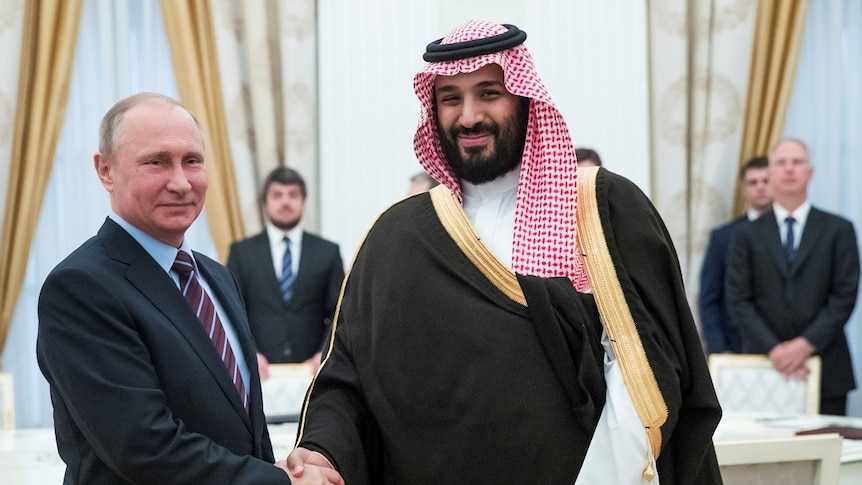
[784,216,797,262]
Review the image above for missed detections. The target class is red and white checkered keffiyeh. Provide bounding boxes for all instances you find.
[413,19,589,291]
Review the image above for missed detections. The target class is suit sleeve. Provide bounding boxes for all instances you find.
[725,226,782,351]
[800,220,860,350]
[698,230,728,353]
[36,266,289,485]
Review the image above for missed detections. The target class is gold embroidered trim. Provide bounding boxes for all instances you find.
[575,167,668,460]
[430,185,526,306]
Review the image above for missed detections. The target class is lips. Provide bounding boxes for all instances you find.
[458,133,492,148]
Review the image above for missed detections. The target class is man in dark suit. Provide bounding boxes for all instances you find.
[726,138,859,415]
[227,167,344,377]
[699,155,771,354]
[36,93,343,484]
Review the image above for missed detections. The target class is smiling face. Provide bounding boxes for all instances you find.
[433,64,529,184]
[94,101,207,247]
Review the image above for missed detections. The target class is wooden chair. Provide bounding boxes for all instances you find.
[708,354,821,416]
[715,433,842,485]
[260,364,315,423]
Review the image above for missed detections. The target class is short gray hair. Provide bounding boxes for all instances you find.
[98,92,204,159]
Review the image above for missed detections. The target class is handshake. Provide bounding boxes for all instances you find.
[276,448,344,485]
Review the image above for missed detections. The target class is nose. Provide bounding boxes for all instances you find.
[459,97,485,129]
[166,163,192,192]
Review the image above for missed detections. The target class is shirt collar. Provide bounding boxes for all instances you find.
[266,223,303,246]
[108,213,193,274]
[773,200,811,226]
[461,167,520,201]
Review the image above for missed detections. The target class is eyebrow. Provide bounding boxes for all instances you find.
[435,79,506,94]
[137,150,204,162]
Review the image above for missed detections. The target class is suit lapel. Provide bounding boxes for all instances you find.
[756,213,790,275]
[195,255,257,428]
[294,232,318,289]
[99,220,253,430]
[250,233,285,302]
[788,208,822,275]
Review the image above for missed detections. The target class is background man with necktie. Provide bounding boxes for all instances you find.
[698,155,772,354]
[36,93,342,484]
[227,167,344,376]
[726,137,860,415]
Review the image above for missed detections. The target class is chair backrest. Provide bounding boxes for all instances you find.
[0,372,14,429]
[715,433,842,485]
[260,364,315,423]
[708,353,821,416]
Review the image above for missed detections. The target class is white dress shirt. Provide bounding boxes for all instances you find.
[773,200,811,252]
[266,224,304,279]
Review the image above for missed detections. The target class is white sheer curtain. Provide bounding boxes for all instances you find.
[783,0,862,417]
[0,1,26,222]
[5,0,215,428]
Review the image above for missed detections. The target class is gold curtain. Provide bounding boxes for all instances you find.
[735,0,809,214]
[159,0,244,261]
[0,0,83,357]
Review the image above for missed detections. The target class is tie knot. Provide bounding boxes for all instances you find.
[172,250,195,278]
[786,216,796,225]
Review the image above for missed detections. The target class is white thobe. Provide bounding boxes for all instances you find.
[461,171,658,485]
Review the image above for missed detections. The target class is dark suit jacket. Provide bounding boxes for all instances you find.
[227,231,344,363]
[725,208,859,398]
[699,216,746,353]
[36,218,288,484]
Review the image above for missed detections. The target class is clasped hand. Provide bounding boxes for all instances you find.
[275,447,344,484]
[768,337,814,381]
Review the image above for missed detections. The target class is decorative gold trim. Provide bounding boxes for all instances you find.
[575,167,668,460]
[429,185,526,306]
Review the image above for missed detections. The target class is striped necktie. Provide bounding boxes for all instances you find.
[173,250,248,411]
[280,236,296,300]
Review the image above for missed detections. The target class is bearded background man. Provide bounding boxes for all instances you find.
[227,167,344,376]
[287,20,722,484]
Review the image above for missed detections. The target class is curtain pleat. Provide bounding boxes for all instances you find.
[0,0,83,356]
[735,0,809,214]
[159,0,244,261]
[647,0,758,295]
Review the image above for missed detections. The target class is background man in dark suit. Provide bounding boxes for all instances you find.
[36,93,342,484]
[699,155,771,354]
[726,138,859,415]
[227,167,344,377]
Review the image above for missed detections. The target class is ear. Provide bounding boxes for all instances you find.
[94,153,114,192]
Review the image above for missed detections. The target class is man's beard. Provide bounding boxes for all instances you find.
[438,98,529,184]
[270,214,301,231]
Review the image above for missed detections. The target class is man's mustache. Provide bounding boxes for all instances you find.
[452,123,497,137]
